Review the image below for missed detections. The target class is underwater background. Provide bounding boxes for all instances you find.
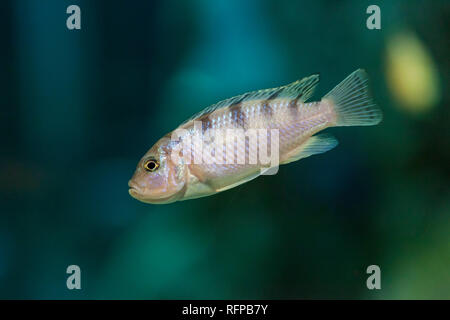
[1,0,449,299]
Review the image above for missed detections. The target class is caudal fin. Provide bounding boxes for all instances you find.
[324,69,382,126]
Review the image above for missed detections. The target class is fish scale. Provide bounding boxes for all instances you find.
[176,99,331,193]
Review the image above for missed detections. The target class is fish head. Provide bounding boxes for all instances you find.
[128,137,187,204]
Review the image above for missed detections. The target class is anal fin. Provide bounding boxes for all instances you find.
[281,134,338,164]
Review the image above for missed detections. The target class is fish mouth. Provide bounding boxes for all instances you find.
[128,180,144,199]
[127,180,179,204]
[128,187,140,199]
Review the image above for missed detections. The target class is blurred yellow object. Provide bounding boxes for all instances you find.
[385,31,440,113]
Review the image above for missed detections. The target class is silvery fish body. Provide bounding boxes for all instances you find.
[129,69,382,204]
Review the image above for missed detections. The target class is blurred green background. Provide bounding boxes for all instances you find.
[1,0,449,299]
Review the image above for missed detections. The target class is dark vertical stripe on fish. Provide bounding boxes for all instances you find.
[261,100,273,118]
[229,104,247,129]
[288,98,299,117]
[198,113,212,133]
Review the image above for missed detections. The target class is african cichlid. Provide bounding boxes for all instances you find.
[128,69,382,204]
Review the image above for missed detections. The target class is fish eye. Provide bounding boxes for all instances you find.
[143,159,160,172]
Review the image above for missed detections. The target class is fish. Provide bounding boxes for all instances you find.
[128,69,382,204]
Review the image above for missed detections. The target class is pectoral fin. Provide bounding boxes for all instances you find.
[214,171,261,193]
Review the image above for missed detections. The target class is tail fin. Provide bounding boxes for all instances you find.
[324,69,382,126]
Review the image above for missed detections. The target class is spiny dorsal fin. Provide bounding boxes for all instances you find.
[281,133,338,164]
[182,74,320,125]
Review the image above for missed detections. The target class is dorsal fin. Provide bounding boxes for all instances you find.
[181,74,320,125]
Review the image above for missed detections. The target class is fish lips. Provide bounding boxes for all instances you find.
[128,180,182,204]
